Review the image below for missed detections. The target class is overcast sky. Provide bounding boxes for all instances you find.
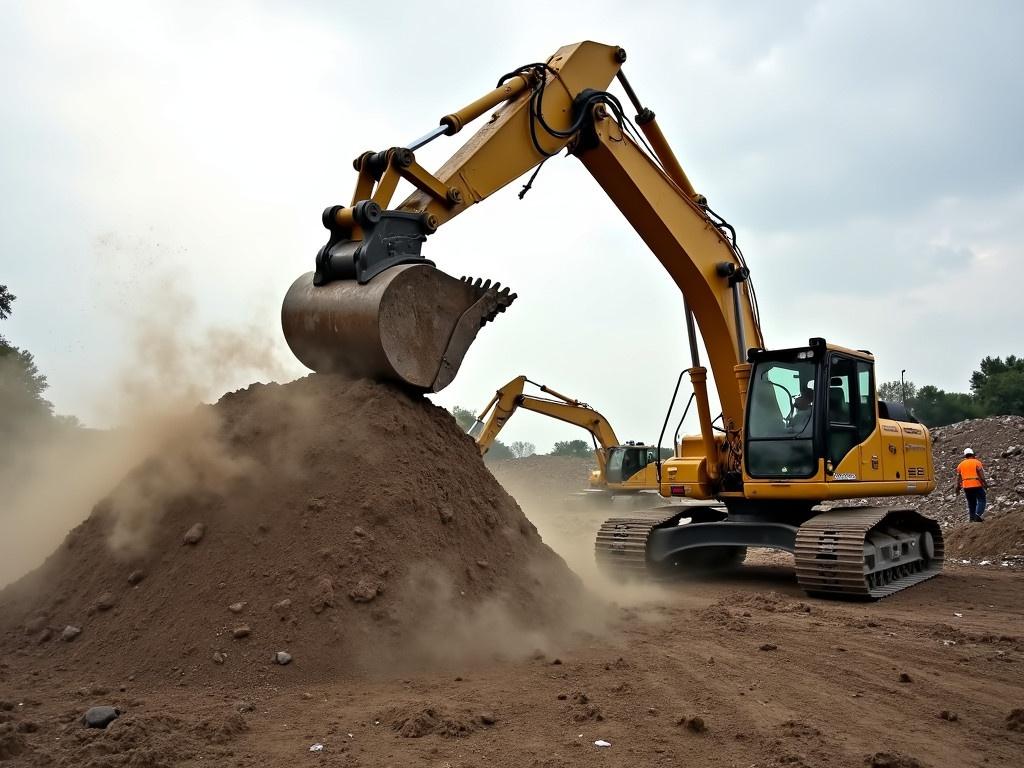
[2,0,1022,452]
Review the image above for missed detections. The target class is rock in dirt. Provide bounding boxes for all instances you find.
[898,672,913,683]
[677,715,707,733]
[349,576,383,603]
[127,569,145,585]
[938,710,958,722]
[760,643,778,651]
[212,651,227,665]
[272,598,292,615]
[232,625,251,639]
[310,576,334,614]
[1007,708,1024,731]
[183,522,206,545]
[228,602,246,614]
[82,706,121,729]
[95,592,116,611]
[274,651,292,665]
[61,625,81,642]
[479,711,496,725]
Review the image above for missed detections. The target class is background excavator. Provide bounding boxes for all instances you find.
[281,40,943,599]
[469,375,663,506]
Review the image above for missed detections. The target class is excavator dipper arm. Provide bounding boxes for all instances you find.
[282,41,763,415]
[470,375,621,476]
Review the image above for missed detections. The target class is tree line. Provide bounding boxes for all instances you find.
[1,284,79,450]
[449,404,602,460]
[879,356,1024,427]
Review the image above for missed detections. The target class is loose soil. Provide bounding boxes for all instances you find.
[0,375,587,688]
[0,399,1021,767]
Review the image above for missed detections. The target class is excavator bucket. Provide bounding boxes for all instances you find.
[281,264,515,392]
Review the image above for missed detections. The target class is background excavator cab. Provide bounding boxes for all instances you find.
[605,443,659,486]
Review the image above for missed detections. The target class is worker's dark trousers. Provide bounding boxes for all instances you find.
[964,487,987,521]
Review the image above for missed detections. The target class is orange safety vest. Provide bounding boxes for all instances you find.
[957,457,984,489]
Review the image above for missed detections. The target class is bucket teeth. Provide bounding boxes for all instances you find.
[459,275,517,327]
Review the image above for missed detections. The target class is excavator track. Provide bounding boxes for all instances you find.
[794,507,944,600]
[594,509,682,577]
[595,505,944,600]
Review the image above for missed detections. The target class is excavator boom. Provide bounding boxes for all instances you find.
[470,375,619,471]
[469,375,663,498]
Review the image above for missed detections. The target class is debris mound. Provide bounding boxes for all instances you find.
[0,375,585,684]
[945,507,1024,561]
[928,416,1024,524]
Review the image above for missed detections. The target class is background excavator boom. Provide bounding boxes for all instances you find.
[470,375,620,470]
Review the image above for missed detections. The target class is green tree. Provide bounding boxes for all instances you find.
[450,405,477,431]
[911,385,982,427]
[550,439,592,458]
[484,440,514,461]
[0,285,55,439]
[970,356,1024,416]
[0,284,13,321]
[509,440,536,459]
[877,379,916,403]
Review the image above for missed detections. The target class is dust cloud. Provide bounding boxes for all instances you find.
[487,457,671,605]
[0,251,291,586]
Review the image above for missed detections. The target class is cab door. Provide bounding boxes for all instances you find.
[855,361,883,481]
[825,355,882,481]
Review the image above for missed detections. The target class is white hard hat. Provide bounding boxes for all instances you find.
[963,448,975,456]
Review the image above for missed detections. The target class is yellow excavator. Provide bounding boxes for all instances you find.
[281,41,942,599]
[469,375,662,503]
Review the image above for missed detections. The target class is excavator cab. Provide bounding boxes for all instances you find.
[744,338,890,482]
[605,443,659,487]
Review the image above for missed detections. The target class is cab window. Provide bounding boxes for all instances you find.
[746,358,817,478]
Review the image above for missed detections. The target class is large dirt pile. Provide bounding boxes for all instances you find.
[0,375,585,686]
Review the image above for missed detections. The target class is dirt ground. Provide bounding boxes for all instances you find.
[2,459,1022,768]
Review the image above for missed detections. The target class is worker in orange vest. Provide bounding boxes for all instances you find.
[955,448,988,522]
